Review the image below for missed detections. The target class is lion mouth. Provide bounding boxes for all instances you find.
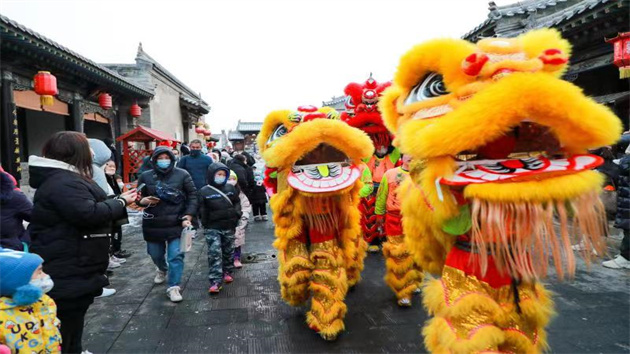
[289,144,360,193]
[442,121,603,185]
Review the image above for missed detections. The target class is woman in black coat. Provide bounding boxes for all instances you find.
[0,170,32,251]
[29,131,137,353]
[136,147,197,302]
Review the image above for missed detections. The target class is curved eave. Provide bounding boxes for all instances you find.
[0,24,153,98]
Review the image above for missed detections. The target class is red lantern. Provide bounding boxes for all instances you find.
[203,130,211,137]
[130,103,142,118]
[33,71,58,106]
[606,32,630,79]
[99,93,113,110]
[195,126,204,134]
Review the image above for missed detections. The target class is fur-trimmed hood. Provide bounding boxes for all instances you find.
[28,156,78,189]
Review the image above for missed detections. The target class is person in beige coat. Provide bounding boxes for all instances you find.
[228,171,251,268]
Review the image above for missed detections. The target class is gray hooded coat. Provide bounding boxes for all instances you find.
[89,138,114,196]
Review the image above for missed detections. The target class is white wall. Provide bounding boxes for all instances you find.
[149,75,184,139]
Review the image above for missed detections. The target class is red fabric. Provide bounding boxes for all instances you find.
[309,228,335,244]
[263,168,278,195]
[445,245,512,289]
[360,195,385,242]
[385,211,403,236]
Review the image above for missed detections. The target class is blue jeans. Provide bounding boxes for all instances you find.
[146,238,184,287]
[204,229,235,284]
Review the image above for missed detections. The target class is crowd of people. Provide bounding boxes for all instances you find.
[0,133,268,353]
[0,128,627,353]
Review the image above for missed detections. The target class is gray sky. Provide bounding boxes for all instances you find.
[2,0,506,132]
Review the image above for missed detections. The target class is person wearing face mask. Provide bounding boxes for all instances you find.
[227,171,252,268]
[104,160,132,260]
[177,140,213,237]
[199,163,242,293]
[177,139,213,191]
[0,248,62,353]
[136,147,198,302]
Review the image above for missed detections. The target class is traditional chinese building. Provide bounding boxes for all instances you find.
[228,121,263,153]
[0,15,153,186]
[322,95,346,112]
[464,0,629,130]
[103,44,211,143]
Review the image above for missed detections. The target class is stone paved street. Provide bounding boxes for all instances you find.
[83,212,630,353]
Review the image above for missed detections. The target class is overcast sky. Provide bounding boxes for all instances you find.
[2,0,510,132]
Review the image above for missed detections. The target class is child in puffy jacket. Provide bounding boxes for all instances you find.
[199,163,242,294]
[0,248,61,353]
[250,174,269,221]
[227,171,252,268]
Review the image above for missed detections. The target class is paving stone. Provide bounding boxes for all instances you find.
[169,308,248,327]
[84,213,629,353]
[82,331,118,353]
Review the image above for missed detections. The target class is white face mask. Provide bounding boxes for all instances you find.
[30,275,54,294]
[227,179,237,186]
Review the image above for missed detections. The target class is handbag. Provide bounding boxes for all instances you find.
[180,226,194,253]
[155,180,185,204]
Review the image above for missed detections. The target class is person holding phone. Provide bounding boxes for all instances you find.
[136,147,197,302]
[28,131,137,353]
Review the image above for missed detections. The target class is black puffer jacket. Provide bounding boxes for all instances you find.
[28,156,127,300]
[137,148,198,242]
[614,154,630,230]
[0,172,32,251]
[199,163,242,230]
[228,158,255,197]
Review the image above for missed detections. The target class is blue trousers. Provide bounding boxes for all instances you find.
[147,238,184,287]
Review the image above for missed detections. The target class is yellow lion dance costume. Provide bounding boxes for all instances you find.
[380,29,622,353]
[258,105,373,340]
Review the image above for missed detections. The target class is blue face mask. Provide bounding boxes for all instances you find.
[190,150,201,157]
[214,175,226,185]
[156,159,171,169]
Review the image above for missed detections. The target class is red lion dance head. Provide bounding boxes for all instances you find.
[340,74,391,155]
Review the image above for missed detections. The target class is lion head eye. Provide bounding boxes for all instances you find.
[266,125,288,145]
[404,72,449,106]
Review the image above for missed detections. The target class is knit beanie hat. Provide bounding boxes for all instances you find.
[0,248,43,298]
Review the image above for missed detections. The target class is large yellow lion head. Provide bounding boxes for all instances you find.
[258,105,374,195]
[381,29,622,279]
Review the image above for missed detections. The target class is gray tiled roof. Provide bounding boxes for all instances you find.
[236,121,263,132]
[228,130,245,140]
[0,15,153,97]
[593,91,630,104]
[462,0,616,40]
[323,95,345,106]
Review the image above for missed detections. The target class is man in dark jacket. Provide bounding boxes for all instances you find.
[137,147,198,302]
[177,139,213,190]
[199,162,242,294]
[229,154,255,199]
[0,171,32,251]
[603,142,630,270]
